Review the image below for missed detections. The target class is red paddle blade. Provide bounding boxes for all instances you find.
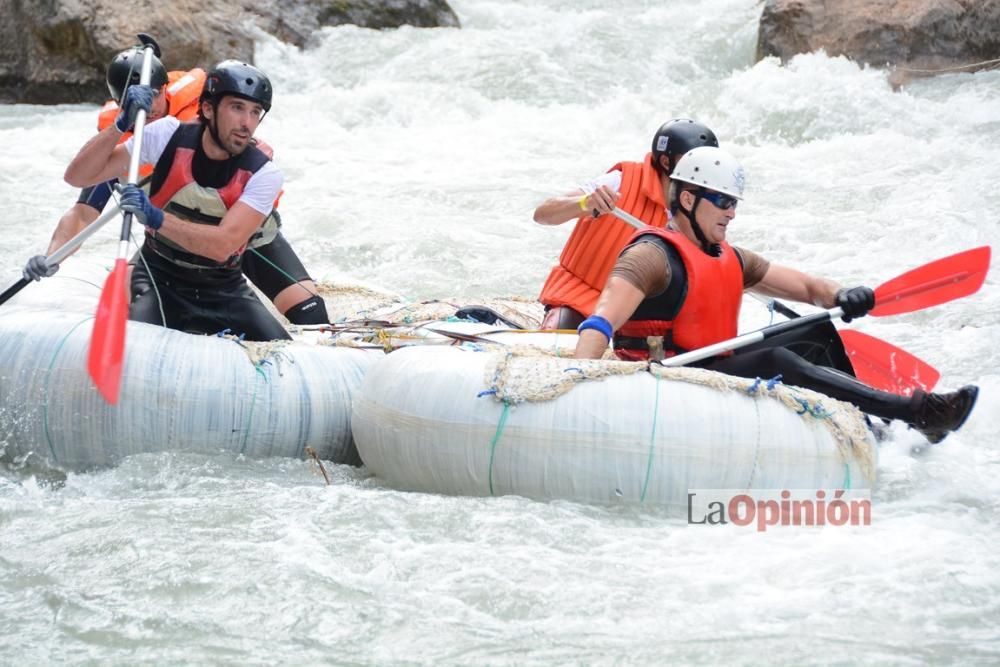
[840,329,940,397]
[872,246,991,317]
[87,258,130,404]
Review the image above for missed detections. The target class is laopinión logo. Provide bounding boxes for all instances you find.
[687,489,871,531]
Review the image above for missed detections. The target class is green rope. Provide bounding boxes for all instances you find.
[42,317,94,463]
[486,401,511,496]
[842,463,852,491]
[639,373,663,503]
[248,247,319,299]
[239,362,269,456]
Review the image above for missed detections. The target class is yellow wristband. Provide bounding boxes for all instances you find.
[578,194,589,211]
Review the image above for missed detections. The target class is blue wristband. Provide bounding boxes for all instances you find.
[577,315,613,341]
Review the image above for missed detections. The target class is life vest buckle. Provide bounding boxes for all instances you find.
[646,336,665,361]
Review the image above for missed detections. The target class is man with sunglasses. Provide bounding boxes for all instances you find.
[573,146,978,444]
[25,47,329,327]
[534,119,719,330]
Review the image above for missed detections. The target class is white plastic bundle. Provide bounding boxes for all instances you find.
[353,346,877,509]
[0,308,379,469]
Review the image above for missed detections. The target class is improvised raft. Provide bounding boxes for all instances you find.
[0,296,876,508]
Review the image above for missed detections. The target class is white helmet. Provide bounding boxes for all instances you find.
[670,146,746,199]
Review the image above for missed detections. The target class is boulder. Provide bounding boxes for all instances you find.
[0,0,459,104]
[756,0,1000,85]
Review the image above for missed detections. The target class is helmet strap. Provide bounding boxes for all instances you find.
[204,100,238,158]
[654,153,673,176]
[682,190,721,257]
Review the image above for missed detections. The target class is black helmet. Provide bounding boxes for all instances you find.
[201,60,272,112]
[650,118,719,175]
[106,47,168,102]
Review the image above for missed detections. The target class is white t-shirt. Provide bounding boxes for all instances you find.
[124,117,283,215]
[578,169,623,195]
[578,168,672,220]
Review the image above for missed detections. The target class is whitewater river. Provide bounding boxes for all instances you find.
[2,0,999,664]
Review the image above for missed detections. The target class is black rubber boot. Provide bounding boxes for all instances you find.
[285,295,329,325]
[907,385,979,444]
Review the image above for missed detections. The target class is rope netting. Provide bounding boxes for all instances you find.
[475,345,876,482]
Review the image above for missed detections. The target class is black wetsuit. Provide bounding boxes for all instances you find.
[242,231,311,301]
[131,246,291,341]
[129,123,291,341]
[80,176,317,326]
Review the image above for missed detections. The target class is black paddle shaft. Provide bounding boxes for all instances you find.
[0,278,30,307]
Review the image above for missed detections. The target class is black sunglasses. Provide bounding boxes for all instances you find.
[701,190,739,210]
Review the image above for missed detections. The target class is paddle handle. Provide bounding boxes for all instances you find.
[114,42,156,253]
[48,204,122,265]
[612,207,645,230]
[660,307,844,367]
[0,204,122,307]
[0,278,30,306]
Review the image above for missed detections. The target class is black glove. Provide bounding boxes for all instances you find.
[836,286,875,323]
[114,84,154,133]
[22,254,58,282]
[117,183,164,229]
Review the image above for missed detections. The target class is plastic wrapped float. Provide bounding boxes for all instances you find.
[352,345,877,509]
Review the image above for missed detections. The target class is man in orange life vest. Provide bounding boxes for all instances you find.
[63,60,293,340]
[534,119,719,330]
[25,47,329,326]
[573,146,979,444]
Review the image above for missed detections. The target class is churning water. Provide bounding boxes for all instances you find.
[1,0,999,664]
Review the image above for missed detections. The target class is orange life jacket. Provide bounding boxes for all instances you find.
[538,153,669,316]
[613,227,743,362]
[97,69,207,177]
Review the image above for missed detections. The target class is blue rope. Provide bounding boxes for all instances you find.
[793,397,833,418]
[843,463,852,490]
[746,374,783,395]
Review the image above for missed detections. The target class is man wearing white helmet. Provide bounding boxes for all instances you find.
[573,146,978,444]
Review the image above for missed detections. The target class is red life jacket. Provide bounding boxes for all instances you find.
[613,227,743,362]
[144,122,272,270]
[538,154,668,316]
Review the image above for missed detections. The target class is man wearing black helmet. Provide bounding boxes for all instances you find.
[27,48,328,328]
[64,60,292,341]
[534,119,721,330]
[23,48,179,281]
